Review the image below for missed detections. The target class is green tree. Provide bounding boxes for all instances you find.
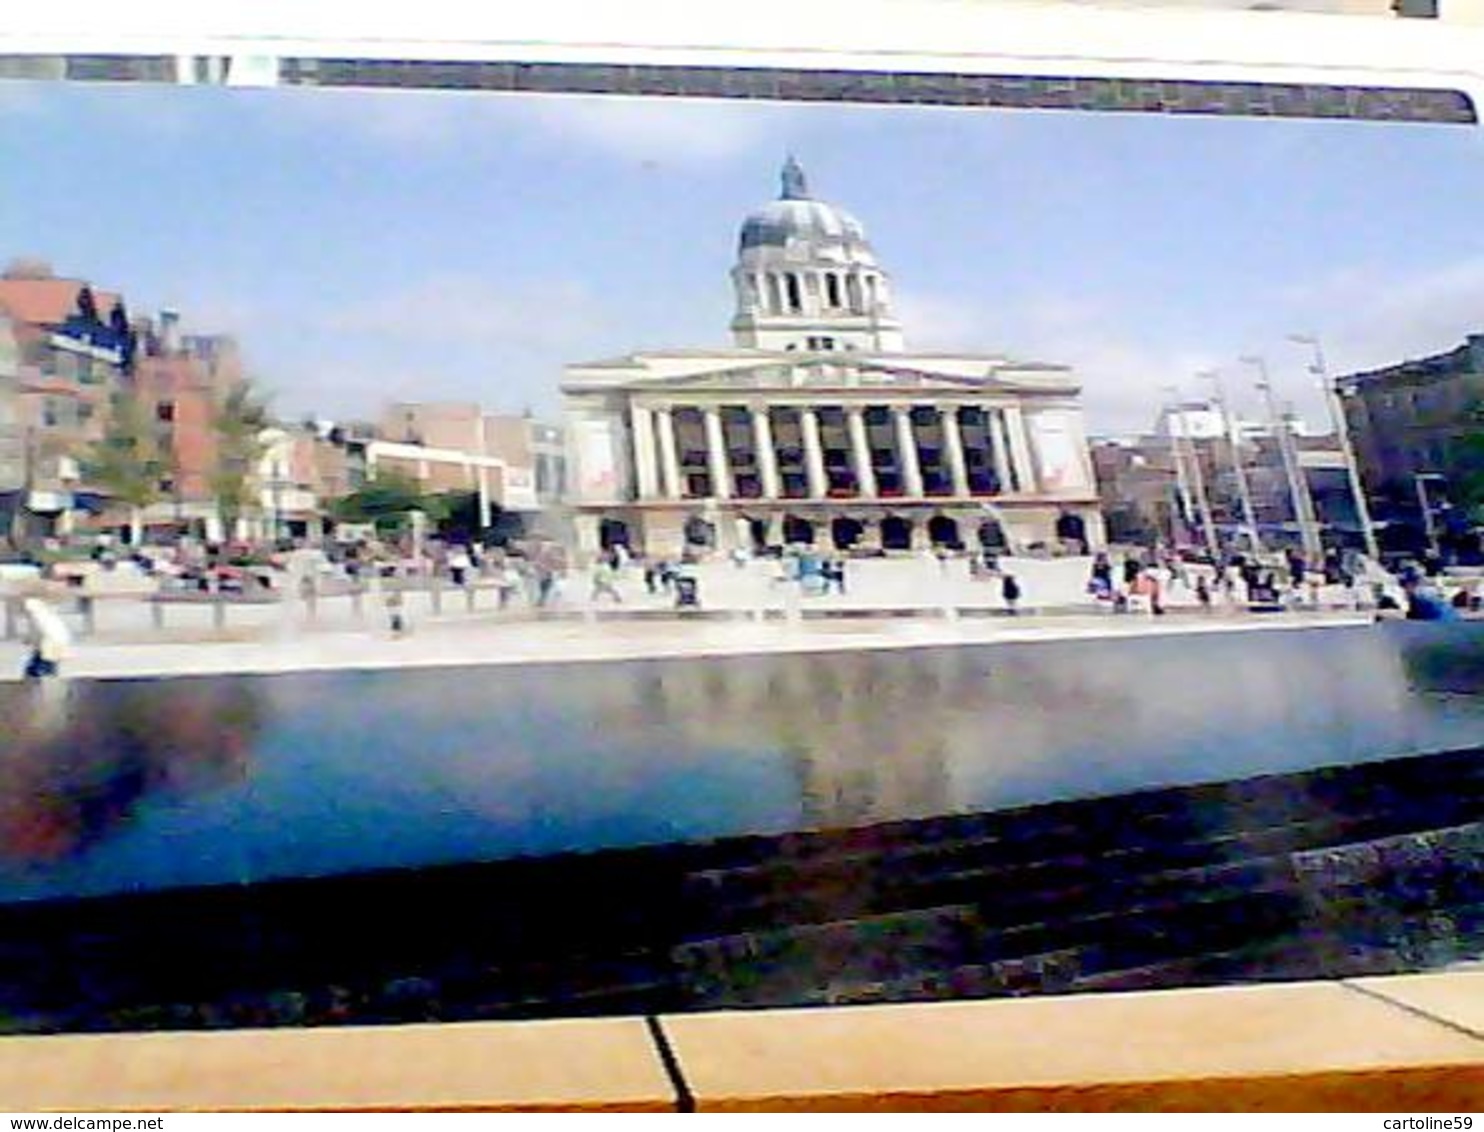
[81,389,167,546]
[1458,400,1484,525]
[331,471,446,535]
[210,381,271,542]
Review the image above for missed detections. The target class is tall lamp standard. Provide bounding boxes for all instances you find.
[1158,386,1197,548]
[1198,368,1262,558]
[1240,355,1322,564]
[1288,333,1380,565]
[1416,472,1446,559]
[1161,384,1219,561]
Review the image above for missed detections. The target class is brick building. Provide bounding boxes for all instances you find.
[1337,334,1484,530]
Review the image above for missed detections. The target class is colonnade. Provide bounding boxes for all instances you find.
[629,401,1040,503]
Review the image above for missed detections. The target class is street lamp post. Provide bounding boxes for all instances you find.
[1241,355,1322,564]
[1198,368,1262,558]
[1416,473,1445,558]
[1159,387,1197,548]
[1162,384,1219,561]
[1288,334,1381,565]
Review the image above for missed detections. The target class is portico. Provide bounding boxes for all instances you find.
[563,159,1103,558]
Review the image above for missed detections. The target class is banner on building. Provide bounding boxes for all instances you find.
[573,418,619,500]
[1029,411,1088,492]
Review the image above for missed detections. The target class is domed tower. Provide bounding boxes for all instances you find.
[730,157,904,353]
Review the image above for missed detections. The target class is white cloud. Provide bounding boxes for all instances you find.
[517,94,785,165]
[1279,255,1484,376]
[254,273,626,419]
[262,86,788,166]
[899,287,1208,433]
[320,272,612,350]
[903,252,1484,437]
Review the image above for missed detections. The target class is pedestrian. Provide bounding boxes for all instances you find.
[674,562,700,609]
[21,597,71,679]
[449,546,471,588]
[384,580,408,637]
[1195,574,1212,612]
[1137,569,1164,615]
[832,557,848,596]
[1001,572,1021,615]
[498,562,520,609]
[591,557,623,604]
[1091,553,1113,589]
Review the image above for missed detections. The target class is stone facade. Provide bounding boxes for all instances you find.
[562,160,1103,558]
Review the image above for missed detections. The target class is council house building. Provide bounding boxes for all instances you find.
[562,158,1104,558]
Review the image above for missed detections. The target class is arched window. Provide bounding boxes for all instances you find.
[825,273,842,309]
[786,274,803,313]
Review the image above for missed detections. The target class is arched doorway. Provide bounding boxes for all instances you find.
[684,515,716,548]
[598,517,630,550]
[781,514,815,546]
[978,517,1007,551]
[748,517,771,552]
[880,514,912,552]
[1056,511,1088,553]
[927,514,961,549]
[830,516,864,551]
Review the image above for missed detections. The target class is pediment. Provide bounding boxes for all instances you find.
[621,361,1001,392]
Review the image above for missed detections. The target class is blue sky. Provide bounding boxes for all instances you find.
[4,78,1484,432]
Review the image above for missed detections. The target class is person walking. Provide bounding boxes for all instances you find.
[448,546,472,588]
[21,597,72,679]
[1195,574,1212,612]
[1001,572,1021,616]
[1122,556,1143,591]
[384,577,408,637]
[591,557,623,604]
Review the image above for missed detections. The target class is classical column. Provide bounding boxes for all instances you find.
[846,405,877,498]
[630,403,658,500]
[1004,404,1038,494]
[800,407,828,499]
[703,405,731,500]
[941,405,970,497]
[988,407,1013,493]
[894,405,924,497]
[753,406,781,499]
[655,407,682,499]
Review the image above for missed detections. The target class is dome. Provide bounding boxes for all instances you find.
[730,157,903,353]
[737,158,877,266]
[739,198,869,249]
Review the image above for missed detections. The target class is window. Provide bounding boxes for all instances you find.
[41,399,60,428]
[157,401,175,423]
[825,273,841,308]
[785,273,802,313]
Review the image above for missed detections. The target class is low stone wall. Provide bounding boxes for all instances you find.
[0,974,1477,1111]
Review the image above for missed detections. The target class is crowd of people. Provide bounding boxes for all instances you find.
[10,530,1483,679]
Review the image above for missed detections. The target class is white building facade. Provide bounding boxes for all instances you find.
[563,159,1104,558]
